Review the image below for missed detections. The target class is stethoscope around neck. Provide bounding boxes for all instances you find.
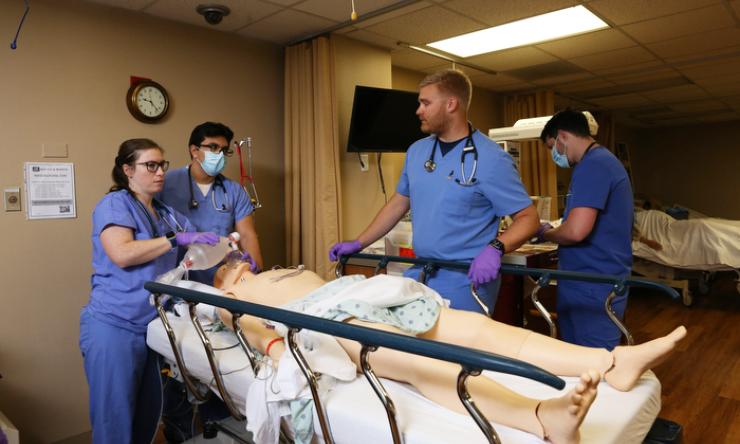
[130,193,183,238]
[424,123,478,186]
[187,165,229,212]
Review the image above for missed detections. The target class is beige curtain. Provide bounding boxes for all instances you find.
[503,91,557,219]
[284,36,342,279]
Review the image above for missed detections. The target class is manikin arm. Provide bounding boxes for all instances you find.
[543,207,598,245]
[355,193,410,248]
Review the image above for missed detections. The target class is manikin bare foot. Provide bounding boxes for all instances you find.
[536,370,600,444]
[605,326,687,391]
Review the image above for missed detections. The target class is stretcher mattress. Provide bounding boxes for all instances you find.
[147,312,661,444]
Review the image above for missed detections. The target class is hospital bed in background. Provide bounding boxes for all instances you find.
[145,259,679,444]
[632,209,740,306]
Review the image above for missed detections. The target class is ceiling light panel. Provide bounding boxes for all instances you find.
[427,6,608,58]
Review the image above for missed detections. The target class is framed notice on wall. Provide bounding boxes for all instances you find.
[24,162,77,219]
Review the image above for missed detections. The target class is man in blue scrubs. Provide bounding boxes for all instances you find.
[157,122,264,438]
[330,69,539,314]
[159,121,263,284]
[537,109,633,350]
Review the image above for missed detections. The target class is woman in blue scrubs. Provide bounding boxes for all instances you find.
[79,138,219,443]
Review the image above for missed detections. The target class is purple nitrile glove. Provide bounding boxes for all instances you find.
[240,252,261,273]
[467,245,503,287]
[175,231,219,246]
[329,240,362,262]
[532,222,553,244]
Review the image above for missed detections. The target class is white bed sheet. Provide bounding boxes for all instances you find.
[147,312,661,444]
[633,210,740,270]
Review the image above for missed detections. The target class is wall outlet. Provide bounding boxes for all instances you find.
[360,154,369,172]
[4,188,21,212]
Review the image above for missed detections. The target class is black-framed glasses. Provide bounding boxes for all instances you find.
[136,160,170,173]
[198,143,233,156]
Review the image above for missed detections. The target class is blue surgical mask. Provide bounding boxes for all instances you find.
[550,138,570,168]
[200,151,226,176]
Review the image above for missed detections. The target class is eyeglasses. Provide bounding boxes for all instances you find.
[198,143,233,157]
[136,160,170,173]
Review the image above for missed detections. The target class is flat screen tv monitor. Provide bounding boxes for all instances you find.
[347,85,425,153]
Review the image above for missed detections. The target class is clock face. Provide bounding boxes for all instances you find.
[136,85,167,118]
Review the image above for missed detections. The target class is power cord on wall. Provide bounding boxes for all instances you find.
[10,0,30,50]
[378,153,387,203]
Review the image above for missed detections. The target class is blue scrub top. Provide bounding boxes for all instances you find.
[559,146,633,276]
[88,190,193,331]
[397,130,532,261]
[158,166,254,284]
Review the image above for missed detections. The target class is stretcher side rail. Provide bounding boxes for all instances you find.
[145,281,565,444]
[338,253,680,345]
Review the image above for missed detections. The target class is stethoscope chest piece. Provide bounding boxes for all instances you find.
[424,159,436,172]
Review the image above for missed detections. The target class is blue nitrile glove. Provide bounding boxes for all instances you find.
[532,222,553,244]
[240,252,261,273]
[329,240,362,262]
[468,245,503,287]
[175,231,219,246]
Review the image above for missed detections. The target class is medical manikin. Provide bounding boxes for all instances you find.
[208,260,686,444]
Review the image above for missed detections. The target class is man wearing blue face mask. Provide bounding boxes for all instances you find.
[158,121,265,438]
[160,122,264,282]
[536,109,633,350]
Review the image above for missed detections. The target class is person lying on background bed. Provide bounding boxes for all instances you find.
[197,260,688,444]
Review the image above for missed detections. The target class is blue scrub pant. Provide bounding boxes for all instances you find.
[404,266,501,314]
[557,281,628,351]
[79,309,162,444]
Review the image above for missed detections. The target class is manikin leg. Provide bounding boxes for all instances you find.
[425,309,686,391]
[340,320,600,444]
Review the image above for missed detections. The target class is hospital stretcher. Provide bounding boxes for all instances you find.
[631,209,740,306]
[145,260,678,444]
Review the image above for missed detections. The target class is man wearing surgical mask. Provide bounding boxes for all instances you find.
[158,121,265,438]
[536,109,633,351]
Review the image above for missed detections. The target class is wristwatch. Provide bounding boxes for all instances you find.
[488,238,506,254]
[165,231,177,248]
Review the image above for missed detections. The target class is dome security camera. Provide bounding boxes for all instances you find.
[196,4,231,25]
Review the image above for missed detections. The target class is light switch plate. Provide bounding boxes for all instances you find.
[4,188,21,212]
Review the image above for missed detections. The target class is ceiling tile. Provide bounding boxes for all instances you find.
[236,9,336,44]
[343,29,400,50]
[365,5,483,44]
[604,67,679,85]
[351,1,433,29]
[642,84,710,102]
[646,27,740,60]
[670,99,729,112]
[589,93,654,108]
[443,0,579,27]
[696,111,740,123]
[557,78,618,93]
[570,46,655,71]
[531,72,596,86]
[294,0,403,23]
[468,73,531,90]
[588,0,721,26]
[591,59,664,77]
[701,81,740,96]
[665,46,740,65]
[466,47,558,71]
[390,48,446,71]
[144,0,282,31]
[535,29,635,59]
[733,0,740,16]
[621,4,734,44]
[85,0,153,10]
[677,54,740,80]
[423,63,493,78]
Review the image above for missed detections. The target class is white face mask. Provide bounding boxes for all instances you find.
[550,137,570,168]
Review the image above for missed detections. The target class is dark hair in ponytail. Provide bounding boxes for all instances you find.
[109,138,162,193]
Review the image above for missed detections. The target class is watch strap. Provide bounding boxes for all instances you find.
[488,238,505,253]
[166,231,177,248]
